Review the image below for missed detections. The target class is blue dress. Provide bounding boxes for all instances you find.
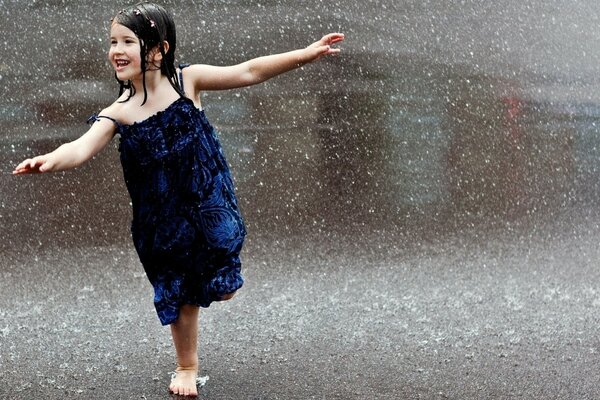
[89,85,246,325]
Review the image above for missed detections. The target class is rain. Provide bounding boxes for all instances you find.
[2,0,600,398]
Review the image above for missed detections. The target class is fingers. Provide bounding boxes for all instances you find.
[321,32,345,45]
[13,156,46,175]
[316,44,341,57]
[12,159,32,175]
[325,46,341,55]
[315,33,344,57]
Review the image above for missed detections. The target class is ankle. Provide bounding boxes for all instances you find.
[176,364,198,372]
[176,353,198,370]
[176,358,198,371]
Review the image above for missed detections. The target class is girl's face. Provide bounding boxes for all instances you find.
[109,23,142,81]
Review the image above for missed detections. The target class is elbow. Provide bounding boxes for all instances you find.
[241,71,260,87]
[73,147,93,168]
[244,63,268,86]
[58,143,89,171]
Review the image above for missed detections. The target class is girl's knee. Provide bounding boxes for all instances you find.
[217,292,236,301]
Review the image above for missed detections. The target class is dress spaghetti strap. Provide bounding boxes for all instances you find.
[87,114,120,126]
[178,63,190,92]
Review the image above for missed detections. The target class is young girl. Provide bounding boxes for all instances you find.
[13,2,343,397]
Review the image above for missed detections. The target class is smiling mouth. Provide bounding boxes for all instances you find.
[115,60,130,69]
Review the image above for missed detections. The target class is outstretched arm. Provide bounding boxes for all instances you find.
[13,116,116,175]
[185,33,345,92]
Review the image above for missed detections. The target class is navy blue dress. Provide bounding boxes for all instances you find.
[89,85,246,325]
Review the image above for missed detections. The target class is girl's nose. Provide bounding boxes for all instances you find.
[110,42,125,55]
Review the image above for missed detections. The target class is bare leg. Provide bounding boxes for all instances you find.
[218,292,236,301]
[169,304,200,397]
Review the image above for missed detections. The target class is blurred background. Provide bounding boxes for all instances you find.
[1,0,600,250]
[4,1,600,398]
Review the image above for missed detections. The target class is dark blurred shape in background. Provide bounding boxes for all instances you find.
[2,0,600,252]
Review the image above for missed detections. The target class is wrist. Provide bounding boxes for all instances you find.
[296,47,313,66]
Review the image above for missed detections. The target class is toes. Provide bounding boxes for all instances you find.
[169,374,198,397]
[169,383,182,396]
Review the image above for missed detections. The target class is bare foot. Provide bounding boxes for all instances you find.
[169,366,198,397]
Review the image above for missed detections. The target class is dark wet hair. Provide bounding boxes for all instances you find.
[112,2,184,105]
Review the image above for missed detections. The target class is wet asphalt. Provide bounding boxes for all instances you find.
[2,208,600,400]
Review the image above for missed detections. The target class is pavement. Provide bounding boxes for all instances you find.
[2,208,600,400]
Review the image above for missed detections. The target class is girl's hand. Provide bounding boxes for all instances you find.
[13,155,54,175]
[306,33,345,61]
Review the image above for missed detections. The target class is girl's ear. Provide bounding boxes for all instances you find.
[150,41,170,62]
[161,40,170,56]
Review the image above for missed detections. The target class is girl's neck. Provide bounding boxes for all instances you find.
[131,69,166,94]
[127,70,180,107]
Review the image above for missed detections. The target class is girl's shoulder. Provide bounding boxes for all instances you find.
[97,94,143,126]
[179,62,255,92]
[178,64,207,106]
[179,63,203,91]
[179,63,229,92]
[97,95,129,121]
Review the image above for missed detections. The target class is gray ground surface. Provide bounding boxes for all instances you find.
[2,211,600,400]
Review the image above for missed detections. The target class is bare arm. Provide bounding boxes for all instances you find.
[13,116,116,175]
[186,33,345,92]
